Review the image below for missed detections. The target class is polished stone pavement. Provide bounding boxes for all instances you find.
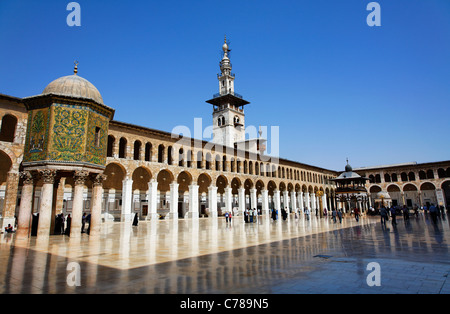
[0,213,449,294]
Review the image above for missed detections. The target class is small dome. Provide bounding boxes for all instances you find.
[345,163,352,172]
[42,74,104,104]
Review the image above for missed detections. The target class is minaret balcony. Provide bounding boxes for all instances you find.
[213,91,243,99]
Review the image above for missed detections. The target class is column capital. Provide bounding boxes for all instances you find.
[20,170,35,185]
[93,173,107,187]
[38,169,57,184]
[74,170,90,186]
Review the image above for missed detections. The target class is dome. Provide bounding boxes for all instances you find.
[42,74,104,104]
[345,163,352,172]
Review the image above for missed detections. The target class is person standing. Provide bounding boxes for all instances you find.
[402,205,409,221]
[304,207,310,221]
[253,208,257,223]
[337,209,343,223]
[81,213,86,233]
[429,204,438,224]
[132,212,139,226]
[331,209,337,223]
[390,206,397,226]
[380,206,388,226]
[354,207,360,222]
[225,211,229,223]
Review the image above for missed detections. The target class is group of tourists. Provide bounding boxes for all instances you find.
[244,208,259,223]
[378,203,447,226]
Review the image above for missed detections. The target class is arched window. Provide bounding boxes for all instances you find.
[167,146,173,165]
[145,143,152,161]
[158,144,165,163]
[222,156,227,171]
[426,169,434,179]
[178,148,184,167]
[408,172,415,181]
[0,114,17,143]
[401,172,408,182]
[197,151,203,169]
[133,140,141,160]
[419,171,426,180]
[392,173,398,182]
[119,137,127,159]
[384,174,391,182]
[205,153,211,170]
[107,135,115,157]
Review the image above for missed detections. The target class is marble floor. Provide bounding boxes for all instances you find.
[0,213,449,294]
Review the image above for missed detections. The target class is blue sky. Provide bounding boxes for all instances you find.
[1,0,449,171]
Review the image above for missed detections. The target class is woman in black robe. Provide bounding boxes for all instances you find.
[132,213,139,226]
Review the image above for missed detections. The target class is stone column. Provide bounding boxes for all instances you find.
[71,170,89,238]
[305,192,310,210]
[36,169,56,238]
[1,171,19,231]
[90,173,106,237]
[167,182,179,219]
[121,177,133,222]
[224,187,232,214]
[208,186,218,218]
[282,191,289,211]
[274,190,281,212]
[147,179,158,220]
[291,191,297,213]
[238,188,246,214]
[298,192,304,213]
[262,189,269,215]
[311,193,316,212]
[16,171,35,239]
[186,184,199,218]
[250,188,257,211]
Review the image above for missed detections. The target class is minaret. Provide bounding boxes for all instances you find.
[206,36,250,148]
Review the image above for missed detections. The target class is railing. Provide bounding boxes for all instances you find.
[213,91,243,99]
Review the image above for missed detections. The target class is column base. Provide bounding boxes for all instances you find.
[121,213,133,222]
[184,212,200,219]
[165,212,179,220]
[145,213,160,221]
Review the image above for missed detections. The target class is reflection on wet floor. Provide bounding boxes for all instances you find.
[1,213,449,294]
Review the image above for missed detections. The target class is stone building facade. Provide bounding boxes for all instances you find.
[0,40,449,238]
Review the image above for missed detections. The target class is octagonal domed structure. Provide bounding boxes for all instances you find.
[42,74,104,105]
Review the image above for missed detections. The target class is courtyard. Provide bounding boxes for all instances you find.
[0,213,449,294]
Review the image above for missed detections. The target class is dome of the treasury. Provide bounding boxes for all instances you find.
[42,72,104,105]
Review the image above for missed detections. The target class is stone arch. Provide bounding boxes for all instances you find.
[267,180,277,196]
[157,169,174,192]
[231,177,241,194]
[420,182,436,191]
[131,166,152,191]
[177,171,193,194]
[402,183,418,192]
[197,173,211,194]
[255,180,264,195]
[386,184,401,192]
[103,162,127,190]
[216,175,228,194]
[0,150,13,186]
[369,185,382,193]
